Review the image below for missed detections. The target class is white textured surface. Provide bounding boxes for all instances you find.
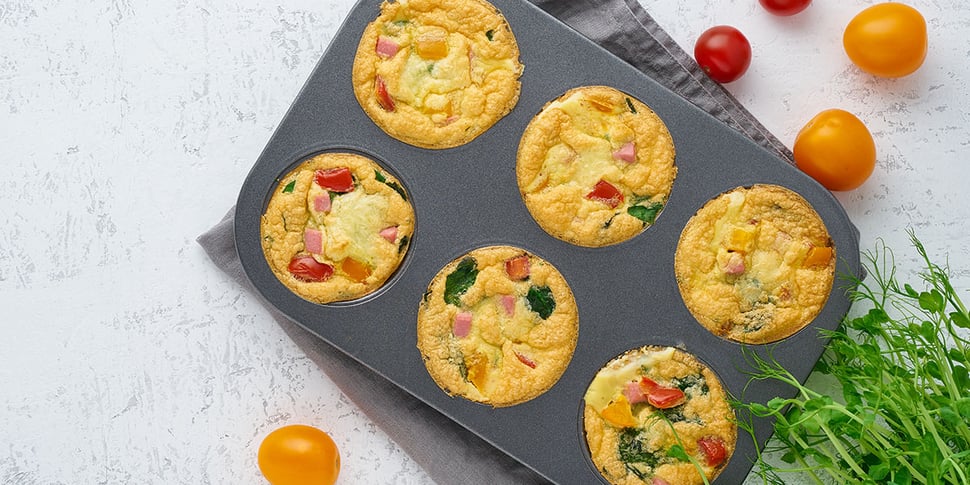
[1,1,967,484]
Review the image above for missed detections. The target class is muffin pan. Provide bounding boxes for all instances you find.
[234,0,861,483]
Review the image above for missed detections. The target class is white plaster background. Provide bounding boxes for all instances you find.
[1,0,967,484]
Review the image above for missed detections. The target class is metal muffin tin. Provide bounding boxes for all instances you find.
[234,0,862,483]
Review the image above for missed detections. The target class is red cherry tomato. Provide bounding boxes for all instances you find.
[288,255,334,282]
[258,424,340,485]
[314,167,354,192]
[375,75,395,111]
[697,435,728,467]
[515,351,537,368]
[639,377,686,409]
[759,0,812,16]
[694,26,751,83]
[585,179,624,208]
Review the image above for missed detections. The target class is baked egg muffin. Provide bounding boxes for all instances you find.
[352,0,523,149]
[583,346,736,485]
[260,152,414,304]
[416,246,578,407]
[674,184,836,343]
[516,85,677,247]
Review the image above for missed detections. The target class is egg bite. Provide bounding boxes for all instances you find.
[352,0,523,149]
[674,184,836,343]
[416,245,578,407]
[260,152,414,304]
[516,86,677,247]
[583,346,736,485]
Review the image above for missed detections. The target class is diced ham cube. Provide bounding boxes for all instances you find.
[379,226,398,243]
[499,295,515,316]
[612,141,636,163]
[313,193,331,213]
[652,478,672,485]
[304,228,323,254]
[375,36,399,58]
[623,381,648,404]
[453,311,472,338]
[723,252,745,275]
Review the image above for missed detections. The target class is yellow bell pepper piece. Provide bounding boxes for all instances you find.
[416,28,448,60]
[803,246,833,268]
[725,225,756,253]
[600,394,637,428]
[465,352,488,391]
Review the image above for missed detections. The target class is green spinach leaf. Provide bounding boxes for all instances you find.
[526,285,555,319]
[628,202,663,224]
[374,170,408,201]
[444,257,478,306]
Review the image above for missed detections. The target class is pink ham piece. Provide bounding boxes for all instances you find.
[652,478,672,485]
[304,228,323,254]
[375,36,399,58]
[435,115,459,127]
[453,311,472,338]
[623,381,648,404]
[723,252,745,275]
[499,295,515,316]
[313,193,331,213]
[379,226,398,243]
[612,141,636,163]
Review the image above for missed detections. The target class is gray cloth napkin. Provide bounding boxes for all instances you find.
[198,1,793,483]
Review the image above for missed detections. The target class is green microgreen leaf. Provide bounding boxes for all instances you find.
[281,180,296,193]
[919,289,945,312]
[667,444,689,462]
[952,311,970,329]
[733,231,970,485]
[485,29,494,41]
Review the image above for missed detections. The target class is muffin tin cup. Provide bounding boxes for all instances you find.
[235,0,861,482]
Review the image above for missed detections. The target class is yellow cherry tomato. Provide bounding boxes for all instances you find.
[258,425,340,485]
[793,109,876,191]
[843,3,927,78]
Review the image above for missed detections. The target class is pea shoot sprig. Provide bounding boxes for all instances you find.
[737,231,970,485]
